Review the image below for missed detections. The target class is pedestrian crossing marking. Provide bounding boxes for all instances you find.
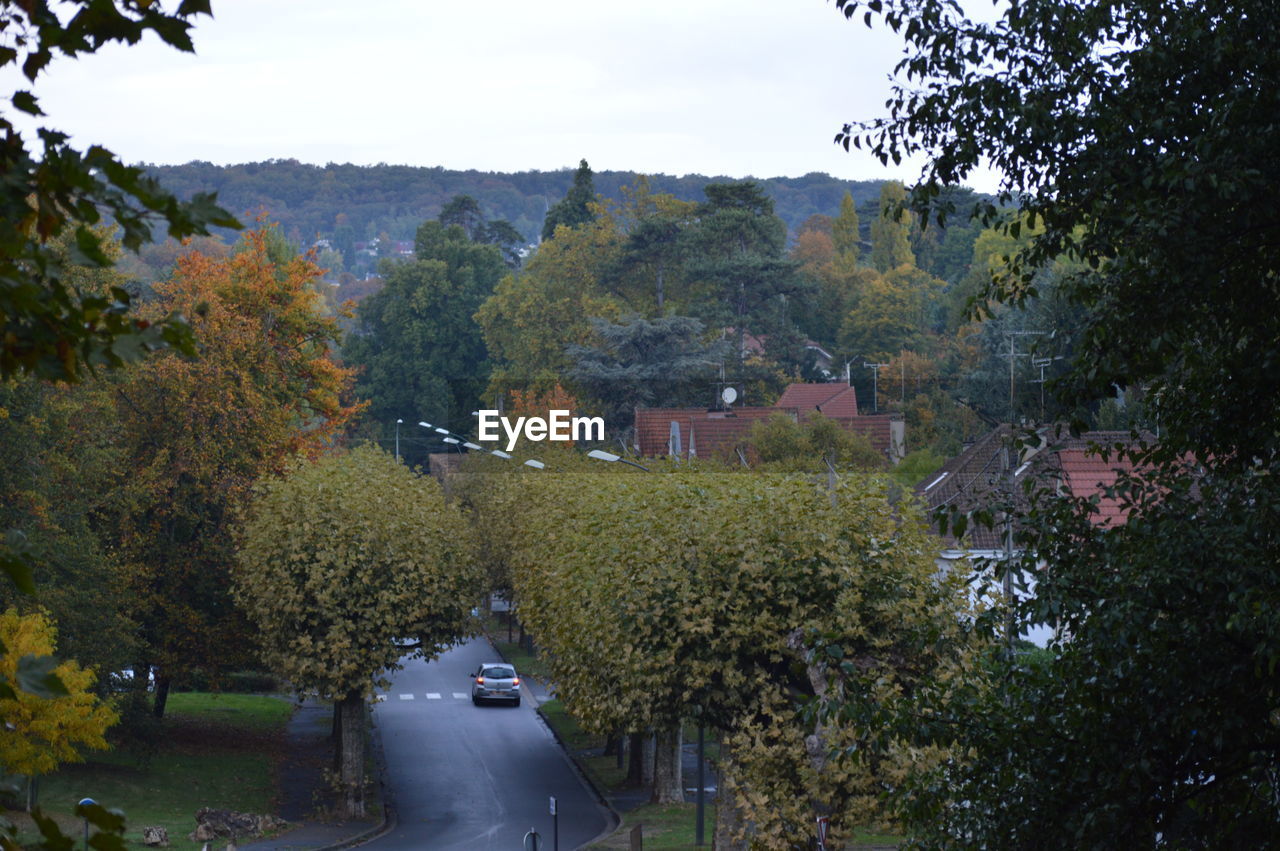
[426,693,442,700]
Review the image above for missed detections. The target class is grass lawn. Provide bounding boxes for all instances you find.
[587,803,709,850]
[4,692,294,849]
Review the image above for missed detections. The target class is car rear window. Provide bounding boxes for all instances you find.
[483,667,515,679]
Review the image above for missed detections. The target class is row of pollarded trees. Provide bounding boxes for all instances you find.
[478,463,984,848]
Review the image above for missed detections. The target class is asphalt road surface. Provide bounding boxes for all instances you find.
[363,638,612,850]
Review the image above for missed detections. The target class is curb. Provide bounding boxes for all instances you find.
[485,631,622,848]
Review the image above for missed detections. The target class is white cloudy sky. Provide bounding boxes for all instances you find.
[9,0,997,187]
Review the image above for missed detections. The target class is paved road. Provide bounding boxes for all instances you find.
[363,639,612,850]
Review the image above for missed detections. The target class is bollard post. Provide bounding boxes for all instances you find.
[77,798,96,851]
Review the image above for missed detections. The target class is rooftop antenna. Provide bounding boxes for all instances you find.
[1030,355,1064,421]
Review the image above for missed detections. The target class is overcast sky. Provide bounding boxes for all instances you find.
[9,0,996,188]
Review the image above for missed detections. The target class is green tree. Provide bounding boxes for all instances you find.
[540,159,598,242]
[236,445,480,819]
[832,190,861,261]
[438,194,485,240]
[832,0,1280,844]
[745,412,885,472]
[837,265,941,361]
[480,219,526,268]
[0,0,238,384]
[681,182,804,376]
[868,181,914,273]
[345,220,504,462]
[0,375,136,680]
[567,315,729,430]
[608,178,697,316]
[476,212,623,400]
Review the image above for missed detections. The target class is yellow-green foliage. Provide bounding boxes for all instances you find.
[0,609,117,776]
[493,467,978,839]
[746,412,885,472]
[235,444,482,698]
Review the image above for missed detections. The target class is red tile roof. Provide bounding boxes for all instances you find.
[634,407,779,459]
[776,383,860,417]
[1056,448,1130,527]
[914,427,1149,549]
[821,415,898,455]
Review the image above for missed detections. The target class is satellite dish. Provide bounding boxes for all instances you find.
[721,386,738,405]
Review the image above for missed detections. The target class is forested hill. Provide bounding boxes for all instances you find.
[143,159,890,248]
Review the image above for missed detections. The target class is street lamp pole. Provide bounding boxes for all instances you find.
[395,418,403,463]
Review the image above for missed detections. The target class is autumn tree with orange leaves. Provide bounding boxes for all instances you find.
[102,226,362,716]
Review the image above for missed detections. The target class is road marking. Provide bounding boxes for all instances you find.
[426,693,442,700]
[452,692,468,699]
[374,695,386,703]
[399,693,414,700]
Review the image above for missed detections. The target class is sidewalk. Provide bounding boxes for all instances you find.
[241,698,392,851]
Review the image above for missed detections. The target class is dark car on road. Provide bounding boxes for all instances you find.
[470,662,521,706]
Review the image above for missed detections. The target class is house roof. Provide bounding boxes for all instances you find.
[776,383,859,417]
[634,407,779,459]
[634,409,898,460]
[915,427,1147,550]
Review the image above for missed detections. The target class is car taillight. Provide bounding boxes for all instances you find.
[512,677,520,685]
[476,677,485,685]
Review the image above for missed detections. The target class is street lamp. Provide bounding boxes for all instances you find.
[395,418,403,463]
[586,448,651,472]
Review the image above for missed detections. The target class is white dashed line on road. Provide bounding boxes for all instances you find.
[452,692,468,699]
[399,693,414,700]
[426,693,442,699]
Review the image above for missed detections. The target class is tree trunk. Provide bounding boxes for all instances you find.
[152,673,171,719]
[626,732,646,788]
[651,726,684,804]
[713,741,749,850]
[641,731,656,790]
[337,691,366,819]
[332,700,344,775]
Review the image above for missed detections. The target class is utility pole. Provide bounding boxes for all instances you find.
[999,331,1044,662]
[900,351,906,406]
[1002,441,1016,660]
[1002,331,1045,422]
[863,361,889,413]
